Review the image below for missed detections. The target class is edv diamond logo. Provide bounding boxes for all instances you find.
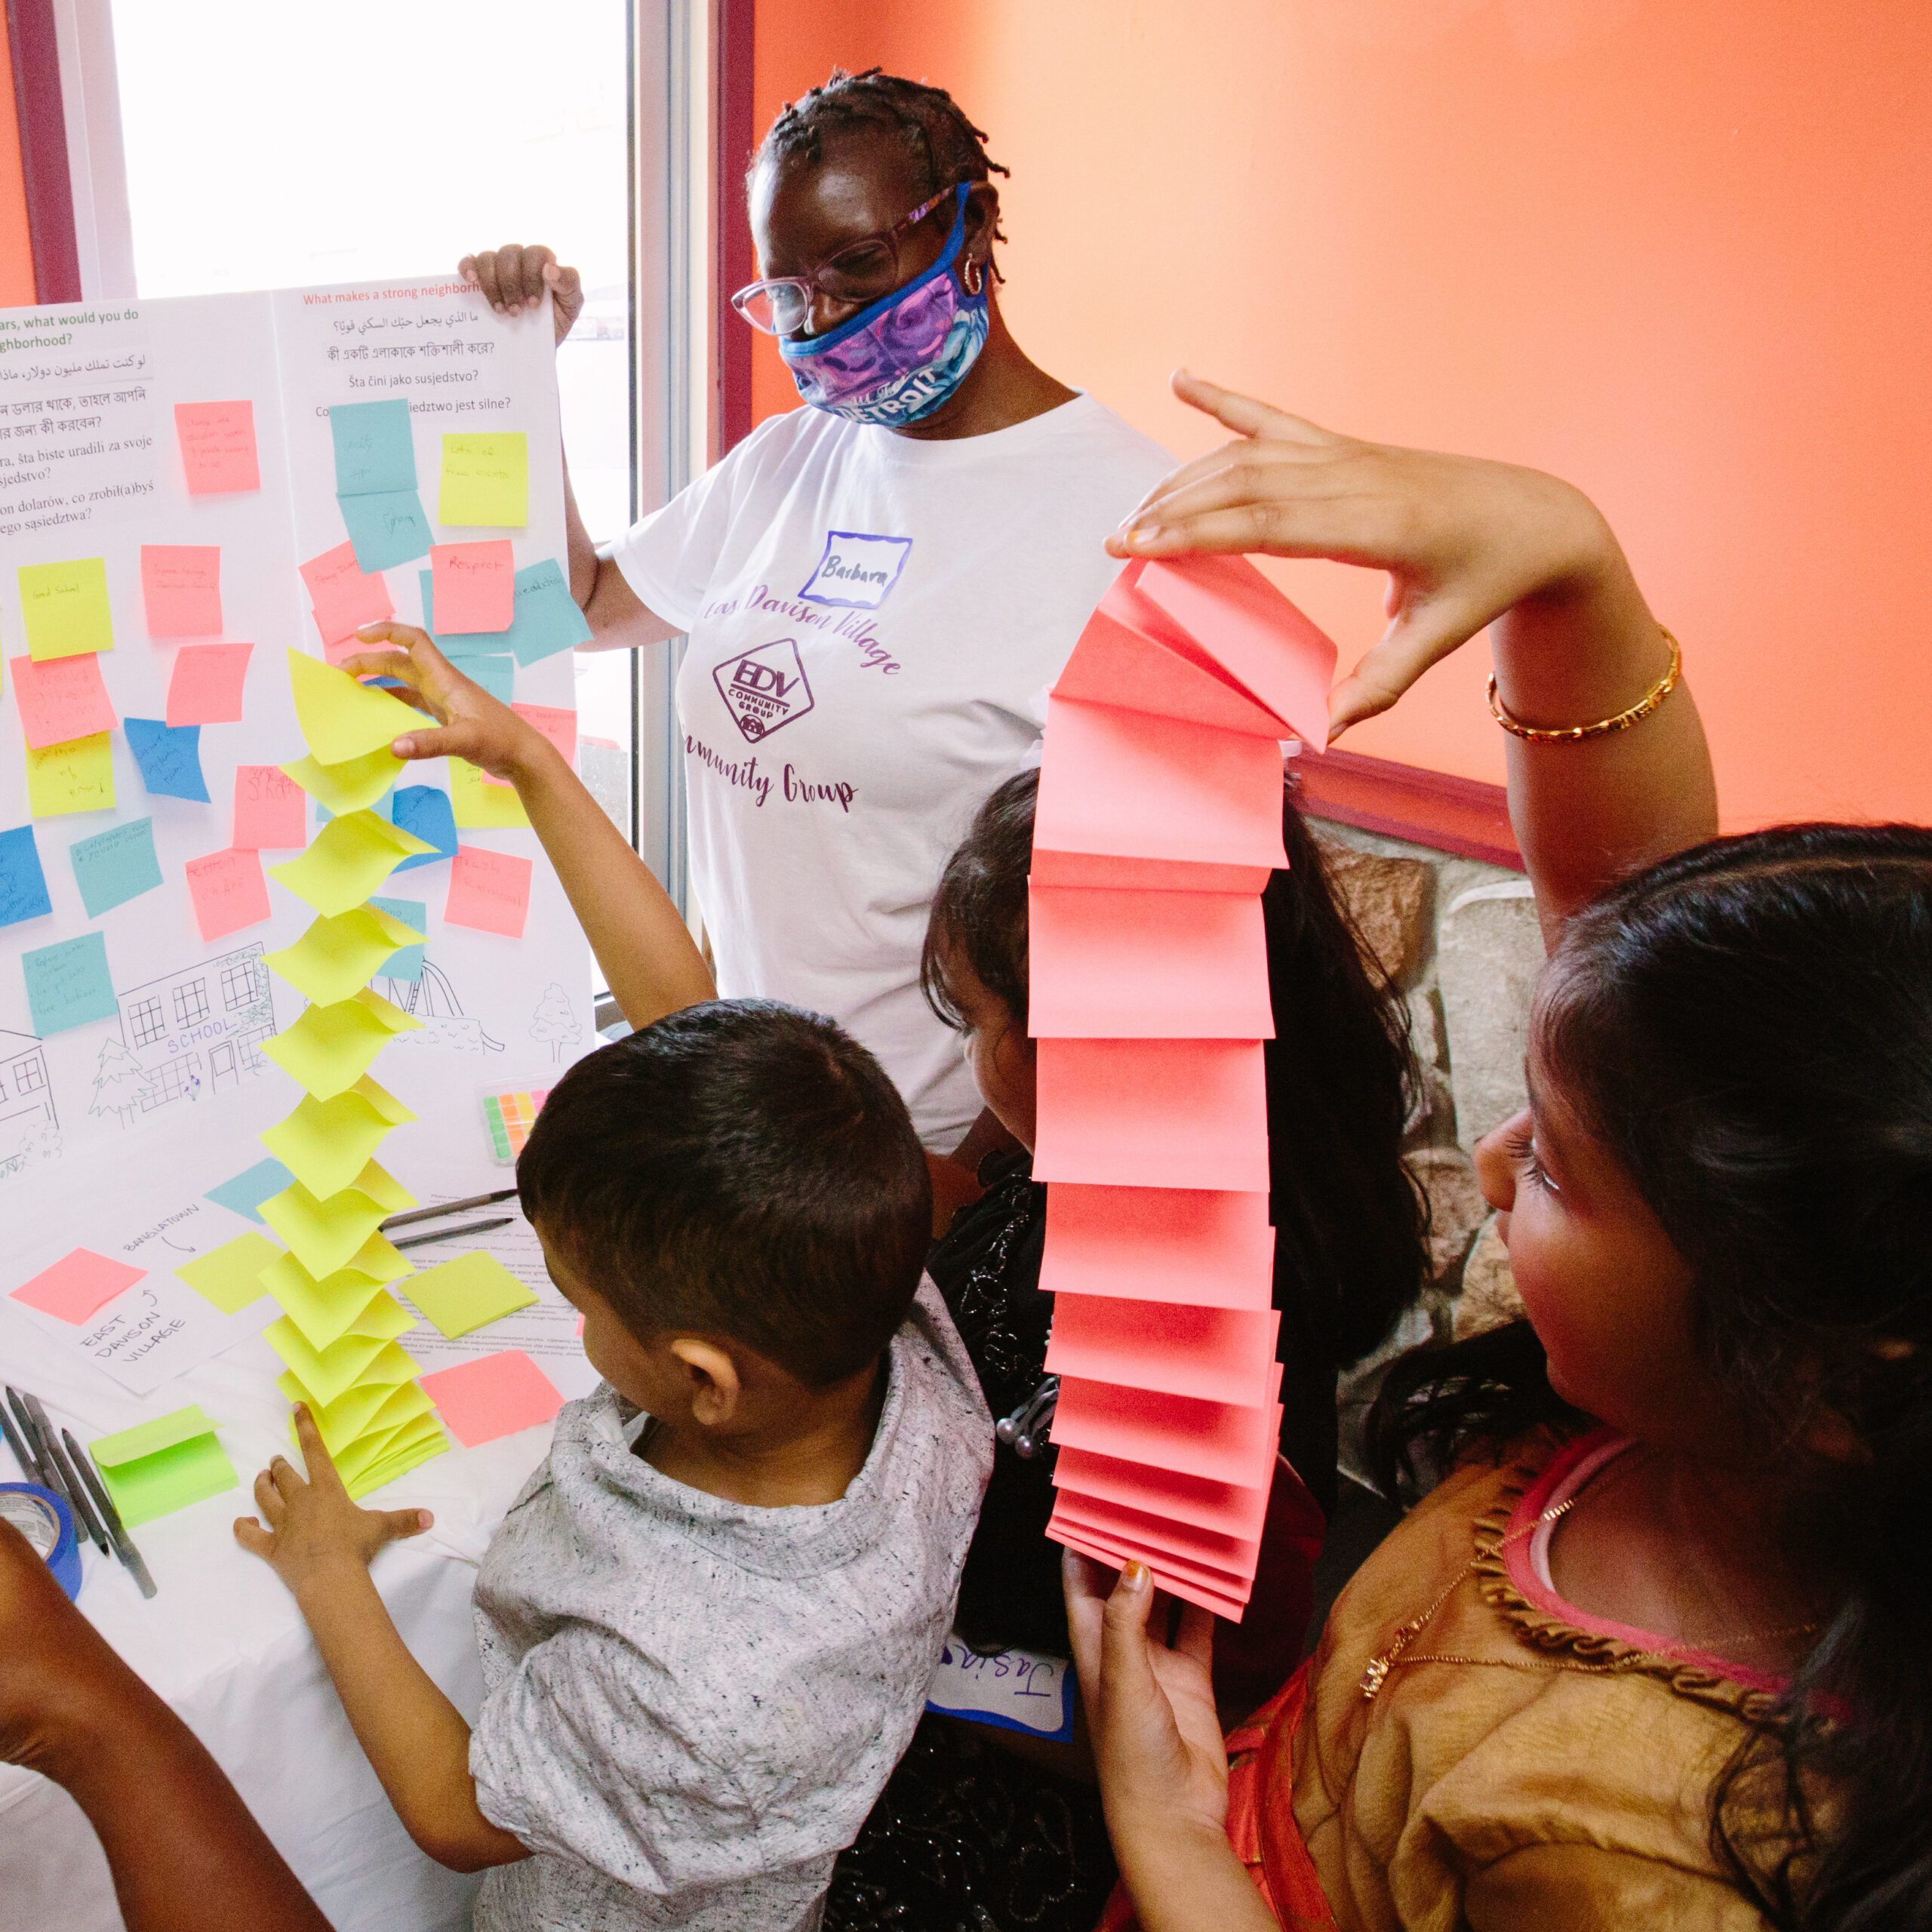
[712,638,814,743]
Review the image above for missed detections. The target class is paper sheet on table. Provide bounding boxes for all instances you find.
[391,786,458,869]
[419,1349,563,1446]
[1054,603,1290,740]
[184,846,270,941]
[262,987,421,1100]
[140,545,223,637]
[18,558,114,660]
[1051,1443,1271,1542]
[368,894,426,981]
[0,825,52,926]
[11,1248,146,1323]
[257,1076,415,1199]
[281,746,406,817]
[124,717,210,802]
[328,398,416,496]
[232,765,308,848]
[401,1251,537,1339]
[430,540,515,632]
[69,817,163,918]
[166,642,253,727]
[1033,1038,1270,1192]
[300,540,395,651]
[205,1157,295,1223]
[287,648,424,767]
[174,399,260,494]
[1044,1294,1281,1406]
[91,1404,238,1527]
[445,844,532,936]
[439,432,528,526]
[174,1230,281,1314]
[1027,883,1272,1038]
[1048,1364,1282,1489]
[1040,1185,1275,1309]
[10,652,115,749]
[264,905,426,1007]
[449,758,529,829]
[26,733,115,817]
[21,931,118,1035]
[267,809,434,918]
[339,489,432,574]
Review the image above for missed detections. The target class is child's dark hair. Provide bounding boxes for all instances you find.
[515,999,931,1387]
[1372,823,1932,1930]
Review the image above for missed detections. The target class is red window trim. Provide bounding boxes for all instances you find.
[5,0,79,303]
[712,0,755,456]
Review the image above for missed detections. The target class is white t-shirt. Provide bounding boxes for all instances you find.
[609,395,1174,1149]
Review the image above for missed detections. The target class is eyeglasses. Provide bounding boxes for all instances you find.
[730,187,958,337]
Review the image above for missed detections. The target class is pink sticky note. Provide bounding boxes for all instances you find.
[165,642,254,728]
[140,546,223,638]
[1049,1518,1250,1620]
[445,845,532,938]
[1051,1490,1259,1588]
[1049,1363,1283,1490]
[1028,883,1272,1039]
[484,703,577,789]
[1041,1186,1275,1311]
[1054,1443,1272,1542]
[174,401,260,495]
[1034,1038,1270,1192]
[232,765,307,849]
[185,847,269,941]
[1032,697,1287,894]
[299,541,395,655]
[1043,1294,1281,1407]
[420,1350,564,1447]
[1056,601,1288,740]
[12,1248,146,1324]
[8,652,115,750]
[430,541,515,634]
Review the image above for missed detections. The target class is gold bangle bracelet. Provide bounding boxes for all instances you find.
[1487,629,1682,743]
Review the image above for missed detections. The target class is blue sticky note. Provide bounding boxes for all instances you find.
[391,785,458,871]
[122,718,211,804]
[463,656,515,706]
[369,894,427,983]
[501,558,594,667]
[22,931,117,1036]
[0,826,52,927]
[69,817,163,918]
[205,1157,295,1225]
[340,488,432,574]
[328,398,417,496]
[315,786,392,829]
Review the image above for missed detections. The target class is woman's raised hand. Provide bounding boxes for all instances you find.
[337,625,552,783]
[1109,371,1623,740]
[457,244,583,345]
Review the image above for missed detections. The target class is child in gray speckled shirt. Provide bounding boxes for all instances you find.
[236,1000,992,1932]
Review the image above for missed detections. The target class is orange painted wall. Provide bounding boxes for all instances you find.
[748,1,1932,829]
[0,42,36,306]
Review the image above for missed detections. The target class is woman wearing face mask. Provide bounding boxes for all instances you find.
[439,69,1174,1174]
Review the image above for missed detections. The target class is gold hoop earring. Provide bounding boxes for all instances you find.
[964,257,984,297]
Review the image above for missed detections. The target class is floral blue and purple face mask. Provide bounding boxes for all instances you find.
[778,186,989,429]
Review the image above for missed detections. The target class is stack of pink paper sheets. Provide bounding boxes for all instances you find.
[1032,552,1337,1617]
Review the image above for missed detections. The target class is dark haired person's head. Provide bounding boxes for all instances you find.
[516,1000,931,1400]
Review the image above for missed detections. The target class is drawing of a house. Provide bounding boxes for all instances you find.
[0,1028,57,1135]
[116,943,275,1109]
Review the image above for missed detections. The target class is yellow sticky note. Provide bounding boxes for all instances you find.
[266,808,435,918]
[271,1334,420,1411]
[348,1155,414,1215]
[259,1078,415,1200]
[261,985,421,1102]
[450,756,531,829]
[402,1250,537,1339]
[260,1176,402,1281]
[298,1367,432,1458]
[19,559,114,660]
[260,1254,400,1352]
[26,732,115,817]
[174,1230,282,1315]
[341,1415,448,1500]
[438,432,528,528]
[264,906,426,1008]
[282,746,406,816]
[287,648,426,768]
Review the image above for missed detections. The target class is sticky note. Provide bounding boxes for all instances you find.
[429,540,514,633]
[1041,1186,1275,1312]
[1044,1296,1281,1406]
[25,733,115,819]
[445,845,532,937]
[1050,1518,1248,1621]
[305,1375,432,1458]
[500,558,592,667]
[1050,1489,1260,1583]
[69,817,163,918]
[18,559,113,660]
[258,1076,416,1201]
[267,809,435,918]
[272,1334,420,1412]
[123,717,210,803]
[232,765,308,848]
[1054,1444,1271,1544]
[340,488,432,574]
[403,1251,537,1339]
[184,846,269,942]
[1050,1362,1284,1490]
[10,652,115,749]
[174,400,260,494]
[22,931,116,1035]
[165,641,253,728]
[281,746,406,817]
[260,1257,405,1353]
[329,398,416,496]
[463,656,514,706]
[439,432,528,527]
[264,904,426,1007]
[260,1177,400,1281]
[263,987,422,1101]
[420,1350,564,1447]
[300,540,395,652]
[482,1088,549,1162]
[287,648,424,768]
[510,703,577,770]
[174,1230,281,1314]
[0,826,51,926]
[140,546,223,638]
[205,1157,295,1223]
[340,1418,448,1500]
[1056,602,1291,740]
[90,1406,237,1526]
[391,786,458,869]
[12,1247,145,1323]
[450,758,529,829]
[369,894,427,981]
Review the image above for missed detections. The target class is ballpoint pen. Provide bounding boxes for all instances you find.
[5,1387,51,1491]
[28,1399,109,1557]
[380,1188,518,1232]
[392,1215,516,1252]
[66,1429,157,1600]
[0,1398,38,1484]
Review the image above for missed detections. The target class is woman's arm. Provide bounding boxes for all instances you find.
[1111,375,1718,940]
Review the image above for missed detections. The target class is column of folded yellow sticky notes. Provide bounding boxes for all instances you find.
[250,651,449,1499]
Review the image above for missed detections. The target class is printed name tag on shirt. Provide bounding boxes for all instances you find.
[798,531,912,610]
[924,1635,1075,1741]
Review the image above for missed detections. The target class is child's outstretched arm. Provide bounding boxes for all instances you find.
[233,1407,529,1875]
[1111,376,1718,939]
[340,626,715,1029]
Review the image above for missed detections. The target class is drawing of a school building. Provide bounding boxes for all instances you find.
[0,1029,56,1135]
[115,943,275,1110]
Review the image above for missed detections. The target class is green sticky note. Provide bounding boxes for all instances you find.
[174,1230,282,1314]
[22,930,117,1035]
[501,558,593,667]
[19,558,114,660]
[91,1405,237,1527]
[68,817,163,918]
[329,398,416,496]
[403,1251,537,1339]
[439,433,528,528]
[340,488,432,574]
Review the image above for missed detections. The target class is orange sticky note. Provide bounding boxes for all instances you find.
[1049,1363,1283,1490]
[1040,1186,1275,1311]
[140,546,223,638]
[429,540,514,634]
[232,765,307,849]
[185,847,270,941]
[165,642,253,728]
[1034,1038,1270,1193]
[481,702,577,789]
[1056,601,1289,740]
[12,1248,146,1324]
[1027,883,1272,1039]
[174,401,260,494]
[8,653,115,750]
[419,1350,564,1447]
[445,845,531,938]
[299,541,395,655]
[1054,1443,1271,1543]
[1043,1294,1281,1407]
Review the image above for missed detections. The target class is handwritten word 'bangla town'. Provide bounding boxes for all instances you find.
[699,585,900,674]
[686,734,856,812]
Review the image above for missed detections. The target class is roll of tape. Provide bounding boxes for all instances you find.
[0,1482,80,1600]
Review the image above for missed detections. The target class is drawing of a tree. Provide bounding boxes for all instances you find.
[88,1038,154,1126]
[529,983,583,1063]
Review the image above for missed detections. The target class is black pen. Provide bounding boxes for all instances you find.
[0,1398,37,1484]
[392,1215,515,1252]
[30,1401,109,1556]
[4,1388,49,1487]
[380,1188,518,1232]
[66,1430,156,1600]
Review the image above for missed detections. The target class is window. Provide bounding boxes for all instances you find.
[236,1026,273,1074]
[172,980,211,1029]
[139,1057,199,1109]
[220,956,260,1014]
[6,1055,44,1096]
[127,996,165,1048]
